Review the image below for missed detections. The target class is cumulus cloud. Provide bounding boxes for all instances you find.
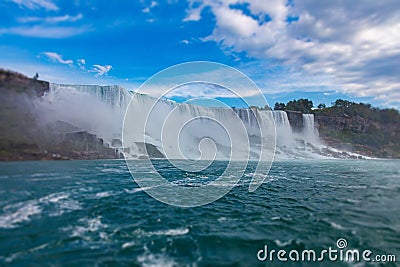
[212,6,260,38]
[185,0,400,107]
[42,52,73,65]
[92,65,112,76]
[9,0,58,10]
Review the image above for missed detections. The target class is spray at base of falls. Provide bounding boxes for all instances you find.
[38,84,367,160]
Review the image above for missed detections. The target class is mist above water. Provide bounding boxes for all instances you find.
[36,84,130,143]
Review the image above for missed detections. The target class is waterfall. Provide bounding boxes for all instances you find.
[272,110,291,128]
[38,84,132,145]
[302,114,319,143]
[271,110,293,146]
[48,84,131,111]
[123,95,275,160]
[37,83,355,159]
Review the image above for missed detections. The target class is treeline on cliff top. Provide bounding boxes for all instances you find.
[273,98,400,123]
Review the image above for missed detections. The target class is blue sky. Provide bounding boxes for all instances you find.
[1,0,399,109]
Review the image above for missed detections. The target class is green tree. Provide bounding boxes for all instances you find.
[333,99,352,109]
[285,99,313,113]
[274,102,286,110]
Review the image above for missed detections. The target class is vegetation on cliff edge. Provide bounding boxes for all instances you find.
[274,99,400,157]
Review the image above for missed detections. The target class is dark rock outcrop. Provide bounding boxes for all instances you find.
[286,110,303,132]
[134,142,165,158]
[0,69,49,97]
[0,69,119,161]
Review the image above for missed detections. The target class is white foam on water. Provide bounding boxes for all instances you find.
[64,216,109,241]
[0,191,84,228]
[123,185,164,194]
[137,252,177,267]
[275,239,293,247]
[39,192,69,203]
[3,242,50,263]
[0,201,42,229]
[217,217,227,222]
[121,241,136,249]
[345,198,361,204]
[40,192,82,216]
[94,191,113,199]
[325,219,345,230]
[149,228,189,237]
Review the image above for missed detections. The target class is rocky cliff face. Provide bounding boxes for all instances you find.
[0,69,120,161]
[315,114,400,158]
[0,69,49,96]
[286,110,303,132]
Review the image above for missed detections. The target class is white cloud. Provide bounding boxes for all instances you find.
[7,1,85,39]
[142,7,150,13]
[183,5,203,22]
[187,0,400,108]
[77,58,86,70]
[40,52,112,78]
[18,14,83,23]
[8,13,86,39]
[42,52,73,65]
[92,65,112,76]
[180,39,190,45]
[163,83,259,99]
[1,59,131,88]
[142,1,158,13]
[9,0,58,11]
[213,6,260,38]
[0,25,89,38]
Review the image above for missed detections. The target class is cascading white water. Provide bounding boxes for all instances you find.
[123,94,276,160]
[302,114,319,143]
[38,84,132,145]
[271,110,293,146]
[37,83,362,159]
